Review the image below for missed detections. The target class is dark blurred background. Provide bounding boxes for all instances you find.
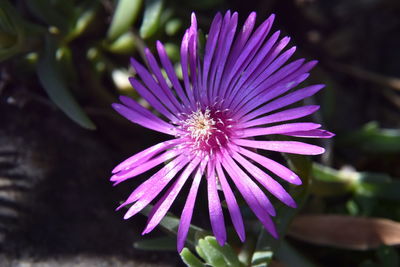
[1,0,399,266]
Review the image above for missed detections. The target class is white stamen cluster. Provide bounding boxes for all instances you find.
[181,108,216,142]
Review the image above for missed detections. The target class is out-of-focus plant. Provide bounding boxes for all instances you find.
[0,0,199,129]
[0,1,41,61]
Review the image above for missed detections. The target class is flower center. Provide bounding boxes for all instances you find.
[178,107,234,155]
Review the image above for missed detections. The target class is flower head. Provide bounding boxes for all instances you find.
[111,11,333,252]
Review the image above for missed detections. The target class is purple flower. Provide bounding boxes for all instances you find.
[111,11,333,252]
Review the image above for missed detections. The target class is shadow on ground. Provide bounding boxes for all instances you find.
[0,98,178,266]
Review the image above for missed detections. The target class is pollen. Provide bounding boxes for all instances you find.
[183,108,216,141]
[177,107,235,155]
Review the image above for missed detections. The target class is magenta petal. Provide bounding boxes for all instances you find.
[232,152,296,208]
[224,30,281,108]
[212,12,238,100]
[112,139,180,174]
[235,60,318,116]
[283,129,335,138]
[112,103,176,135]
[234,139,325,155]
[208,11,237,103]
[241,84,324,122]
[119,95,178,127]
[239,122,321,138]
[156,41,191,108]
[221,12,258,92]
[215,160,245,241]
[221,154,278,238]
[111,149,180,184]
[234,146,301,185]
[202,13,223,105]
[129,60,178,122]
[180,30,195,108]
[177,159,207,252]
[220,152,276,217]
[142,157,201,235]
[241,105,320,128]
[128,81,176,124]
[207,160,227,246]
[120,155,189,214]
[144,48,183,112]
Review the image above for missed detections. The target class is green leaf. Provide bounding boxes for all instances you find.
[183,235,243,267]
[198,239,228,267]
[134,236,176,251]
[107,0,142,40]
[339,122,400,154]
[311,163,400,200]
[205,236,242,267]
[238,236,256,266]
[310,163,355,197]
[180,248,206,267]
[106,31,137,54]
[65,2,98,42]
[139,0,163,39]
[251,251,273,267]
[37,36,96,130]
[165,18,182,36]
[196,239,241,267]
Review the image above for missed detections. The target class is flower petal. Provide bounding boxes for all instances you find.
[208,11,238,104]
[220,13,274,99]
[201,12,223,105]
[221,12,258,88]
[112,139,181,174]
[180,30,196,108]
[240,105,320,128]
[233,146,301,185]
[142,157,202,235]
[235,60,317,116]
[144,48,184,112]
[126,80,174,123]
[221,154,278,238]
[119,155,189,213]
[246,44,296,93]
[215,160,245,241]
[232,152,296,208]
[111,149,180,184]
[239,122,321,138]
[225,31,285,109]
[130,59,178,122]
[112,103,176,135]
[177,159,207,252]
[234,139,325,155]
[156,41,191,108]
[241,84,324,122]
[283,129,335,138]
[220,152,276,217]
[207,160,227,246]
